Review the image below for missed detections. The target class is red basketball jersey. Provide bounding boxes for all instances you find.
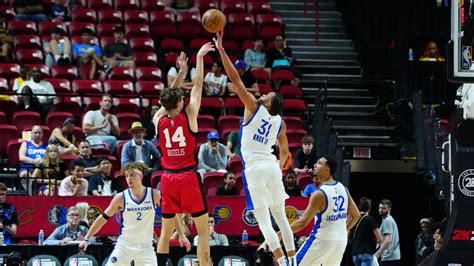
[157,112,197,170]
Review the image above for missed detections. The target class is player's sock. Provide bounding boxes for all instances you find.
[276,256,287,266]
[288,256,297,266]
[157,253,169,266]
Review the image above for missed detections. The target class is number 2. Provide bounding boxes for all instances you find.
[163,127,186,148]
[332,196,346,213]
[258,119,273,137]
[466,178,474,188]
[136,212,142,221]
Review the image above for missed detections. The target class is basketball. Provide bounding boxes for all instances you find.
[202,9,226,33]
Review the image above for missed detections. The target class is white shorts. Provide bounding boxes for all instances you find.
[105,239,157,266]
[242,160,288,211]
[296,238,346,266]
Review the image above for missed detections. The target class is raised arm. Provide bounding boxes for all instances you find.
[214,31,257,114]
[185,43,215,121]
[170,52,189,90]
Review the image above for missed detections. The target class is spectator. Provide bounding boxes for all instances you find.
[266,35,300,86]
[226,117,243,158]
[193,216,229,246]
[58,160,88,196]
[167,56,196,90]
[227,60,260,97]
[88,157,122,196]
[171,213,193,241]
[14,0,48,22]
[49,117,79,156]
[44,206,90,245]
[19,125,47,191]
[0,18,12,63]
[75,202,90,228]
[292,135,317,176]
[164,0,199,15]
[11,66,29,95]
[72,140,100,178]
[32,144,68,196]
[17,66,55,116]
[82,94,120,153]
[121,121,161,178]
[375,199,401,265]
[284,169,301,197]
[141,105,159,141]
[204,61,228,97]
[0,183,18,245]
[415,217,433,263]
[72,27,103,79]
[216,171,238,196]
[103,26,134,75]
[244,37,268,73]
[50,0,70,22]
[301,174,319,197]
[419,42,445,62]
[419,222,444,265]
[45,27,71,67]
[351,197,383,266]
[198,131,228,176]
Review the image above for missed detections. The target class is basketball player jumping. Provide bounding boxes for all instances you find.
[154,43,215,266]
[213,31,296,266]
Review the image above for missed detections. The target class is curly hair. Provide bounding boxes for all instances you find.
[121,162,149,176]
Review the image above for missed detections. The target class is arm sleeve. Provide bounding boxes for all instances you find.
[44,227,62,245]
[82,111,94,126]
[120,143,132,168]
[244,49,253,68]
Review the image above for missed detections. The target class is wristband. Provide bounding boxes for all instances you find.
[102,213,110,220]
[83,239,90,243]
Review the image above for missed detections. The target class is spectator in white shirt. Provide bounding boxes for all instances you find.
[17,66,55,116]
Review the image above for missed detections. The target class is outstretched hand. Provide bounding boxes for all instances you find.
[197,42,215,57]
[212,31,224,50]
[176,51,188,73]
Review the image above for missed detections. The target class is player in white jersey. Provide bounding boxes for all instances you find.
[79,162,190,266]
[281,156,360,265]
[214,31,296,266]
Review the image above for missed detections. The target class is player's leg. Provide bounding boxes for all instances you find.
[252,206,287,265]
[192,212,212,266]
[157,216,175,266]
[135,243,158,266]
[322,240,347,265]
[105,244,133,266]
[270,203,296,265]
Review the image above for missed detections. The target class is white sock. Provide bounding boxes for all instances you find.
[288,256,296,266]
[277,256,287,266]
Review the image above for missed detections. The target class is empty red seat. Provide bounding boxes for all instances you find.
[279,85,303,97]
[38,21,66,36]
[135,67,162,81]
[7,139,21,168]
[133,52,158,67]
[13,111,42,133]
[0,100,18,118]
[0,63,21,81]
[251,69,270,84]
[24,64,50,78]
[271,69,294,82]
[69,22,96,36]
[46,111,74,129]
[129,37,155,53]
[115,0,139,10]
[55,96,82,117]
[72,8,97,23]
[50,65,79,81]
[258,84,272,95]
[256,14,284,40]
[103,80,134,95]
[176,10,201,25]
[189,54,213,67]
[160,39,184,54]
[125,24,150,38]
[201,97,223,109]
[0,125,18,157]
[194,0,218,13]
[282,116,303,130]
[222,40,239,55]
[0,111,6,125]
[227,156,243,174]
[151,171,163,188]
[109,66,135,81]
[177,24,202,41]
[283,99,307,112]
[13,35,41,50]
[198,114,215,129]
[141,0,165,10]
[98,9,123,24]
[116,112,141,131]
[113,98,141,113]
[297,173,312,190]
[150,24,177,40]
[163,53,179,69]
[247,1,272,15]
[88,0,113,10]
[8,20,37,35]
[220,0,246,15]
[123,10,148,24]
[218,115,241,132]
[286,129,309,145]
[135,80,164,96]
[149,10,175,26]
[228,13,255,40]
[203,172,225,193]
[97,23,121,37]
[16,49,44,65]
[72,79,103,94]
[289,142,300,156]
[224,97,244,109]
[0,6,15,22]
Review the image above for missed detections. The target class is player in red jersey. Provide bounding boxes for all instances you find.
[154,43,215,266]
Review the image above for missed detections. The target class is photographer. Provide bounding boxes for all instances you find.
[0,183,18,245]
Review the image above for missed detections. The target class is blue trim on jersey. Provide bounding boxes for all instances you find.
[118,191,126,237]
[241,169,254,211]
[241,104,261,127]
[321,181,339,187]
[128,187,148,205]
[296,212,323,264]
[277,118,283,138]
[319,188,329,214]
[150,187,158,210]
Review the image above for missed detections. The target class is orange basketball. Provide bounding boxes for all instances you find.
[202,9,226,33]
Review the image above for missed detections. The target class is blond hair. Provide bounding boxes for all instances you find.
[43,144,62,178]
[75,202,90,225]
[121,162,148,176]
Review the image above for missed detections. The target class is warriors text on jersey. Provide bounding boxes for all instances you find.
[157,112,197,170]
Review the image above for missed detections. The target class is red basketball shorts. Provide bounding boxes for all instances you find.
[160,171,207,215]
